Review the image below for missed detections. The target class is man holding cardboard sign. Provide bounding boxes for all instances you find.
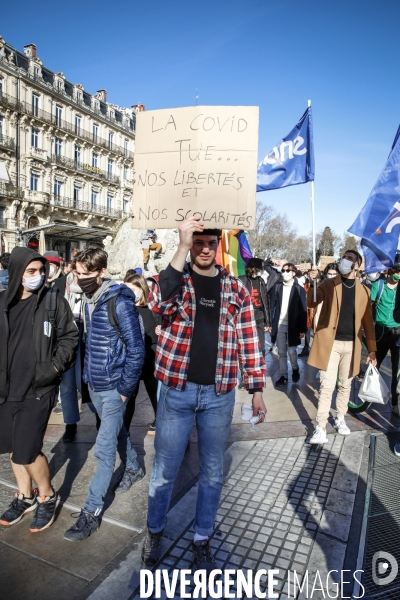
[131,105,258,230]
[141,216,267,571]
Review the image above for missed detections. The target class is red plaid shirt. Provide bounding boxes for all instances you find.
[148,264,266,394]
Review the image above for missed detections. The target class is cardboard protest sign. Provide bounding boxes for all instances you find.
[131,106,259,229]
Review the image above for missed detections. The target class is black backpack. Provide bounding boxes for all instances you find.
[106,295,145,346]
[46,286,58,327]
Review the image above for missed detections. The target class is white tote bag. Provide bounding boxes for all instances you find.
[358,365,390,404]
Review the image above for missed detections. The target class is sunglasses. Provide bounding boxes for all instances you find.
[281,269,293,273]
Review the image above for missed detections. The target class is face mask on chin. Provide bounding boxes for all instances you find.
[77,274,101,294]
[22,274,45,291]
[338,258,354,275]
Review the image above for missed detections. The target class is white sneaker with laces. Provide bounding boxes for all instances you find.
[334,416,350,435]
[308,426,328,444]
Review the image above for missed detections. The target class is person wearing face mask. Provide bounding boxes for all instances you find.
[64,247,145,542]
[370,256,400,416]
[268,262,307,386]
[43,251,63,286]
[363,270,381,290]
[54,263,93,441]
[0,247,78,531]
[307,265,338,341]
[239,258,270,388]
[123,272,161,437]
[307,249,377,444]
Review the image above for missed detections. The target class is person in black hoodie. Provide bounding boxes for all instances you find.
[239,258,270,357]
[0,247,78,532]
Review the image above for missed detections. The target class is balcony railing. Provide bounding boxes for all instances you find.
[52,195,121,219]
[21,101,134,160]
[27,190,51,203]
[0,90,22,112]
[25,70,136,135]
[0,182,24,199]
[0,133,16,151]
[51,154,120,184]
[30,146,47,160]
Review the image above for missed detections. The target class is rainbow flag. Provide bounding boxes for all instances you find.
[217,229,253,276]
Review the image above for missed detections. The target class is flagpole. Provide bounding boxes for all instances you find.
[308,99,317,301]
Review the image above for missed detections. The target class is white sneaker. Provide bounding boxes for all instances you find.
[334,416,350,435]
[308,426,328,444]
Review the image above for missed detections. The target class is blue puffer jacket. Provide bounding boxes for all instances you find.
[83,284,145,397]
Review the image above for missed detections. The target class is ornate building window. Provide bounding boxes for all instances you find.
[31,128,39,148]
[55,105,63,127]
[30,172,39,191]
[32,93,39,117]
[54,179,63,197]
[74,145,81,163]
[75,115,81,134]
[55,138,62,156]
[91,189,98,208]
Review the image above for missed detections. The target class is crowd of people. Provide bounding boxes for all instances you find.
[0,217,398,572]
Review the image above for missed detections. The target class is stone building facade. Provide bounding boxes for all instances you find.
[0,35,140,259]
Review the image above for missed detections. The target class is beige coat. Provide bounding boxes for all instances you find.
[307,275,376,376]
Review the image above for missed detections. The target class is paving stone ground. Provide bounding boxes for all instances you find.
[0,343,399,599]
[103,433,365,600]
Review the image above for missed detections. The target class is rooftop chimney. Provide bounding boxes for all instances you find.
[96,89,107,101]
[23,44,36,58]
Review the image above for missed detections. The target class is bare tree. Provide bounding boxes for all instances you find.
[338,233,360,258]
[247,201,298,260]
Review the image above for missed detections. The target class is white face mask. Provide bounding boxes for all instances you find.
[274,266,281,272]
[367,272,380,282]
[282,271,293,282]
[326,273,337,279]
[22,274,45,291]
[49,264,57,276]
[297,276,305,286]
[338,258,354,275]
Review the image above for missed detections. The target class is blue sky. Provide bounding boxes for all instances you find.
[2,0,399,237]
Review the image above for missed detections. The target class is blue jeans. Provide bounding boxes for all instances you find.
[84,387,140,513]
[60,343,82,424]
[147,382,235,536]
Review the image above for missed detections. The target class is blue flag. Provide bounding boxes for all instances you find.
[256,107,315,192]
[348,126,400,273]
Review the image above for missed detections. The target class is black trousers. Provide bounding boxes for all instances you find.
[254,308,266,357]
[124,378,159,431]
[375,324,400,406]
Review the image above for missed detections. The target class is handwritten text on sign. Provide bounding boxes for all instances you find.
[131,106,259,229]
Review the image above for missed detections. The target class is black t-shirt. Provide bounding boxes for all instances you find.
[250,277,262,309]
[7,294,37,401]
[186,268,221,385]
[335,278,355,342]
